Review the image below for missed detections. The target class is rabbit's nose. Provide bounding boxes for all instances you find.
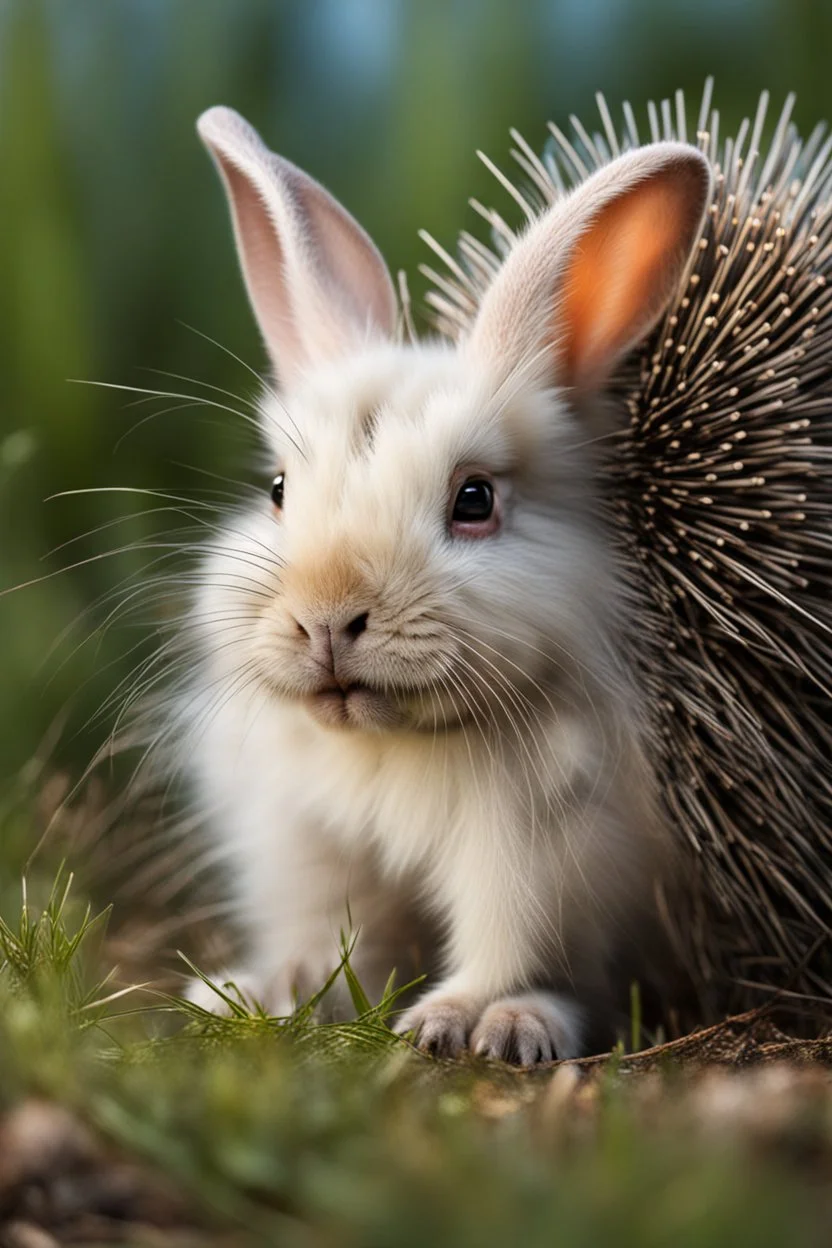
[294,612,370,676]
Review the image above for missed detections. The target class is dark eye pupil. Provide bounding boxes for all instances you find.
[270,474,285,508]
[453,478,494,522]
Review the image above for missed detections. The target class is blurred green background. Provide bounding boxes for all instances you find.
[0,0,830,781]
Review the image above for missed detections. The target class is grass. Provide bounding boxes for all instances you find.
[0,794,831,1247]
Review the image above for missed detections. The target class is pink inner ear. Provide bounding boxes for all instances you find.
[560,163,706,390]
[198,107,398,386]
[218,157,306,376]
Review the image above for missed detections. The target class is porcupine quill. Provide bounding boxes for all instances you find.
[422,80,832,1024]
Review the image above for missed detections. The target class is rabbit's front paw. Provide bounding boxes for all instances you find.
[395,989,482,1058]
[182,967,288,1016]
[470,992,584,1064]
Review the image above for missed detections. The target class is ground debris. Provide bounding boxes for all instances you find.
[520,1053,832,1174]
[0,1101,239,1247]
[576,1009,832,1072]
[454,1014,832,1169]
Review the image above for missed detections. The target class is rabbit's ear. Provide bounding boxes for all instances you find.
[198,107,397,385]
[466,143,711,394]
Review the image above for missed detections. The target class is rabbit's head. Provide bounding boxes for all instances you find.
[193,107,709,733]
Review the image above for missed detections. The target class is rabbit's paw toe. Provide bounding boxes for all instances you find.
[395,991,481,1058]
[471,993,583,1065]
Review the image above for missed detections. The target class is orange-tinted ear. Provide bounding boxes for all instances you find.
[561,160,710,389]
[466,143,712,396]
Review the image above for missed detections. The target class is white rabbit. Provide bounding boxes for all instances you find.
[172,106,711,1062]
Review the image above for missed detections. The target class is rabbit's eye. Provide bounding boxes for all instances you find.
[450,475,501,538]
[270,473,285,510]
[453,478,494,523]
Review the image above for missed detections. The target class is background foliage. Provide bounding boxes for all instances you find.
[1,0,831,779]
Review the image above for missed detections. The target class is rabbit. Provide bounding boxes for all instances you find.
[171,105,711,1063]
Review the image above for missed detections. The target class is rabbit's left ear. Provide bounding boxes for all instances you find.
[198,107,397,387]
[466,143,711,394]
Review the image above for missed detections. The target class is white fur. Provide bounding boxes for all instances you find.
[167,109,711,1060]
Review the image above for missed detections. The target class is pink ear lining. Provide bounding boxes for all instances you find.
[197,106,398,385]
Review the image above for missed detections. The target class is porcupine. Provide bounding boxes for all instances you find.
[420,79,832,1025]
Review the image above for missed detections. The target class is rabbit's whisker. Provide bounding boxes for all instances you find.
[174,319,309,459]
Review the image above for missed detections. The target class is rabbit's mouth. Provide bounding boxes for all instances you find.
[301,678,474,735]
[303,682,404,731]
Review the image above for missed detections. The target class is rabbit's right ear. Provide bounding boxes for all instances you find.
[197,107,397,387]
[465,142,711,397]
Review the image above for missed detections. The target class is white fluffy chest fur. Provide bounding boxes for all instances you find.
[193,683,596,871]
[186,677,658,1008]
